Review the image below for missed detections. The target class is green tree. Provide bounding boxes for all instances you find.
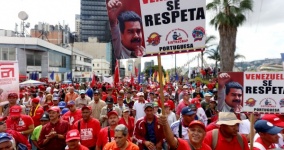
[206,0,253,71]
[201,35,217,69]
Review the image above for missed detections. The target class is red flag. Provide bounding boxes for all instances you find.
[90,74,96,87]
[130,73,134,85]
[114,60,120,87]
[135,67,138,77]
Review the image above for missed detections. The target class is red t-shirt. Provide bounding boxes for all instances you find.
[96,127,115,149]
[118,117,135,137]
[31,106,44,127]
[205,121,219,132]
[62,109,82,125]
[204,130,249,150]
[6,114,34,132]
[102,95,117,103]
[73,118,101,148]
[177,138,212,150]
[253,137,276,150]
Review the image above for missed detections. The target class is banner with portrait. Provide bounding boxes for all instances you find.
[218,72,284,114]
[243,72,284,114]
[0,61,19,106]
[106,0,206,59]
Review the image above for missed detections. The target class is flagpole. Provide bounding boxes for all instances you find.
[157,54,165,115]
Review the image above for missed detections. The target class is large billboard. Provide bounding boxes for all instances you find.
[218,72,284,114]
[0,61,19,106]
[106,0,206,59]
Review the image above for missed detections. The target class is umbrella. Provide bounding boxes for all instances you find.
[19,80,45,86]
[62,80,72,84]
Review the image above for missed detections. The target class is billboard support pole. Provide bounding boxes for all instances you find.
[249,113,254,150]
[157,54,165,115]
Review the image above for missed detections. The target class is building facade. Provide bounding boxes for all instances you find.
[0,36,93,82]
[80,0,111,42]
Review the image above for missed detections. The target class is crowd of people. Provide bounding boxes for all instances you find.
[0,79,283,150]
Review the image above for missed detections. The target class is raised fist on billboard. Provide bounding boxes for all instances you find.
[218,72,243,113]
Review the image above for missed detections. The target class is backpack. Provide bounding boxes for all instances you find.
[212,129,244,150]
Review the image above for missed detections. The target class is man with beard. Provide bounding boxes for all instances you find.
[218,73,243,113]
[107,0,145,59]
[75,90,91,109]
[38,106,70,150]
[96,111,120,150]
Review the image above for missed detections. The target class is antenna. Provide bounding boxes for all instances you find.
[18,11,29,37]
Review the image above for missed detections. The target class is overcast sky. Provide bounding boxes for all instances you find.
[0,0,283,70]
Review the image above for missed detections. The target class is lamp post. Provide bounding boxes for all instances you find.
[101,56,104,81]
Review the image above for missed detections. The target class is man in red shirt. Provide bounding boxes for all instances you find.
[73,106,101,150]
[6,105,34,138]
[96,111,119,150]
[62,100,82,125]
[102,88,117,104]
[253,120,283,150]
[65,129,89,150]
[38,106,70,150]
[29,98,44,127]
[0,117,31,149]
[160,115,211,150]
[204,112,249,150]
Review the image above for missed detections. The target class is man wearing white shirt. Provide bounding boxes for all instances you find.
[133,92,147,121]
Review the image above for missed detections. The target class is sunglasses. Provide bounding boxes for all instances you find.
[0,121,5,125]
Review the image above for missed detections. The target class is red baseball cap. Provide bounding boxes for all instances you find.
[48,106,61,113]
[107,110,118,117]
[32,98,40,104]
[189,120,205,131]
[191,98,201,108]
[9,105,22,117]
[164,103,170,107]
[81,106,92,111]
[0,117,7,122]
[262,114,284,128]
[7,93,18,99]
[66,129,80,142]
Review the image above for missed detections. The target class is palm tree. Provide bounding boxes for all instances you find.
[206,46,246,71]
[201,35,217,69]
[205,46,220,71]
[206,0,253,71]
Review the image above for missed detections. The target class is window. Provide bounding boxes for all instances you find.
[27,53,41,66]
[105,71,106,73]
[49,52,66,68]
[97,64,99,67]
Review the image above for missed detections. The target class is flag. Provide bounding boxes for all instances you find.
[149,68,152,77]
[141,74,144,83]
[114,60,120,87]
[175,72,179,81]
[130,74,134,85]
[166,71,170,83]
[138,72,141,83]
[50,71,54,80]
[135,67,138,77]
[90,74,96,87]
[55,73,60,82]
[67,72,72,80]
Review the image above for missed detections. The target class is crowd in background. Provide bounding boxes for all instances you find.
[0,78,283,150]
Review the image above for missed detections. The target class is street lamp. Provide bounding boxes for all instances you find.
[101,56,104,77]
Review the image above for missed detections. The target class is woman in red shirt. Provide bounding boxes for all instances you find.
[118,108,134,139]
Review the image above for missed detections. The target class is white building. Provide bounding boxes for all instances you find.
[92,59,110,76]
[0,36,93,83]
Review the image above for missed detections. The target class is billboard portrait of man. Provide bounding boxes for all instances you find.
[218,72,243,113]
[107,0,145,59]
